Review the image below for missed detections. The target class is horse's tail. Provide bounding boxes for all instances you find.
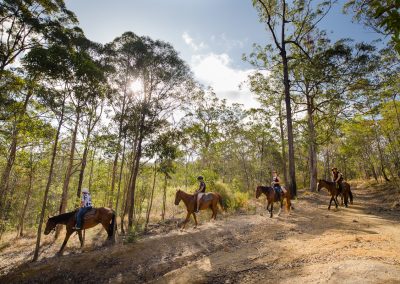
[285,191,292,212]
[109,211,116,237]
[348,188,353,204]
[217,193,225,211]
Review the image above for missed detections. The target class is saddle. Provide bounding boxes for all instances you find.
[83,208,96,219]
[200,193,214,202]
[74,208,96,220]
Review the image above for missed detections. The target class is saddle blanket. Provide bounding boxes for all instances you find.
[201,193,214,202]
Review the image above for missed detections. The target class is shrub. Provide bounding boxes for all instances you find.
[209,181,249,211]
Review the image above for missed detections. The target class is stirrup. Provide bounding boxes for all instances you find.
[72,226,81,230]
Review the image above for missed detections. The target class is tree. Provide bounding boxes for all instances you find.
[0,0,77,74]
[345,0,400,53]
[251,0,334,196]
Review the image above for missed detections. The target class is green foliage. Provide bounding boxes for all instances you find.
[345,0,400,53]
[209,181,249,211]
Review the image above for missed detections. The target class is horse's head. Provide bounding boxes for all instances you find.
[317,179,323,192]
[44,217,56,235]
[255,186,262,199]
[174,190,181,205]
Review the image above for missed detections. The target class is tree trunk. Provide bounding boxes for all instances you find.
[278,96,288,185]
[112,137,127,242]
[77,114,95,198]
[127,98,146,231]
[88,149,96,191]
[145,162,157,230]
[56,109,80,239]
[306,95,318,191]
[18,149,35,237]
[127,134,143,230]
[110,93,127,208]
[281,50,297,196]
[161,173,167,221]
[33,97,65,261]
[0,92,32,212]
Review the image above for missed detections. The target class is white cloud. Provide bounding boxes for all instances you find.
[182,32,207,51]
[214,33,247,50]
[190,52,262,109]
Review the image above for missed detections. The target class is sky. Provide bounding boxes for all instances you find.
[65,0,384,109]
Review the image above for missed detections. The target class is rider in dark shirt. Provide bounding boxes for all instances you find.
[194,176,206,213]
[272,171,282,200]
[332,167,344,193]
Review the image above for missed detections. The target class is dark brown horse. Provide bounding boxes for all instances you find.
[317,180,339,210]
[44,207,116,255]
[256,186,292,218]
[317,179,354,210]
[174,190,224,229]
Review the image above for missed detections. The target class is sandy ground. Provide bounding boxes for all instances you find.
[1,182,400,283]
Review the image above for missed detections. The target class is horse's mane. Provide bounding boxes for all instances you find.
[258,185,273,190]
[319,179,335,185]
[49,210,77,223]
[258,185,273,193]
[178,190,194,197]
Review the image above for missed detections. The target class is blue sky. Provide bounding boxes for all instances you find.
[65,0,384,108]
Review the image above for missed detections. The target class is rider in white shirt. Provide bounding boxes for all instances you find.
[73,188,92,230]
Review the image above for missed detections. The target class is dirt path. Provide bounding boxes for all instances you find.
[2,183,400,283]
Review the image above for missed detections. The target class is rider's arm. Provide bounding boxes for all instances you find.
[199,182,205,192]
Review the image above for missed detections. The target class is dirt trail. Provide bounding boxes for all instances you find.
[2,183,400,283]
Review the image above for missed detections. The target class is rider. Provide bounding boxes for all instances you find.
[272,171,282,200]
[331,167,344,193]
[194,176,206,214]
[73,188,93,230]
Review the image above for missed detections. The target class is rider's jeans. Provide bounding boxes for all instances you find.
[76,206,92,228]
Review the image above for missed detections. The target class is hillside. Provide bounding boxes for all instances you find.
[1,182,400,283]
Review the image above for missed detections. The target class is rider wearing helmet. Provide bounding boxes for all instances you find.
[73,188,93,230]
[194,176,206,213]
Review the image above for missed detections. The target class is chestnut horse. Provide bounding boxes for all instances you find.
[174,190,224,229]
[256,186,292,218]
[44,207,115,255]
[317,179,354,209]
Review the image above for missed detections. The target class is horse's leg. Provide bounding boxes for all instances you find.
[192,213,198,228]
[57,230,72,256]
[328,196,333,210]
[212,202,217,220]
[266,201,271,213]
[343,191,348,207]
[334,195,339,209]
[181,212,191,230]
[270,202,273,218]
[278,201,283,216]
[78,230,84,248]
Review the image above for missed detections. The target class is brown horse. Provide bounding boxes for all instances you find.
[174,190,224,229]
[256,186,292,218]
[317,179,354,210]
[44,207,116,255]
